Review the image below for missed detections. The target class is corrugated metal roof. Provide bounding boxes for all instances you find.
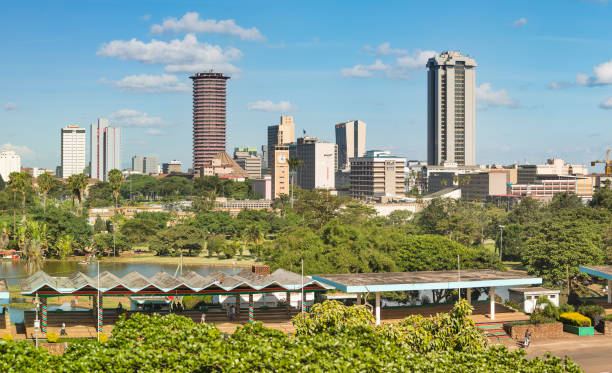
[19,269,332,295]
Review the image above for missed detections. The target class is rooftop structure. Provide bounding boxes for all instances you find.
[196,152,248,179]
[313,270,541,324]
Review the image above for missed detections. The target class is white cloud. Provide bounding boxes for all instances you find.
[145,129,165,135]
[103,74,189,93]
[1,143,34,157]
[141,14,151,21]
[363,42,408,56]
[247,100,298,113]
[4,102,19,111]
[150,12,264,41]
[341,49,436,79]
[97,34,242,75]
[576,58,612,86]
[476,83,519,108]
[109,109,169,127]
[548,81,573,90]
[600,97,612,109]
[513,17,527,27]
[341,60,387,78]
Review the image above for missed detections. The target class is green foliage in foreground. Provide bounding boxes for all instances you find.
[0,301,581,372]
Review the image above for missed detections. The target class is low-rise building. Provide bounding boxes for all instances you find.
[460,170,509,201]
[350,150,406,199]
[234,151,262,179]
[214,197,273,216]
[195,152,248,180]
[508,176,593,202]
[252,175,272,200]
[162,160,182,174]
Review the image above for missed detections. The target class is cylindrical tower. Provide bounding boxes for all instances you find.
[190,72,230,168]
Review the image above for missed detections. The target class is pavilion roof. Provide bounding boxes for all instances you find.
[19,269,332,295]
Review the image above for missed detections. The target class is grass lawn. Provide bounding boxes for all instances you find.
[503,261,527,272]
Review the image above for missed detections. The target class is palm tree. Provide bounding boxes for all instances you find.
[108,169,124,257]
[67,174,88,216]
[287,157,303,208]
[37,173,55,215]
[9,172,32,223]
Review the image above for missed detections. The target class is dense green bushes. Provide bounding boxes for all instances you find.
[0,301,582,372]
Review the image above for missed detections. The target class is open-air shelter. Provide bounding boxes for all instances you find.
[579,265,612,303]
[20,268,332,336]
[313,269,542,325]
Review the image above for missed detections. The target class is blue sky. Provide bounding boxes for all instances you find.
[2,0,612,171]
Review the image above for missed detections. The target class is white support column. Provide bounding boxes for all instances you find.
[375,292,381,326]
[356,293,362,305]
[490,286,495,320]
[466,288,472,305]
[608,280,612,304]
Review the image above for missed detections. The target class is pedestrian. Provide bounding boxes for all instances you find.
[225,303,230,319]
[230,304,235,321]
[60,322,67,336]
[200,313,206,324]
[523,329,531,348]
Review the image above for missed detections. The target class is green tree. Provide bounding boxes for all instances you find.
[67,173,88,215]
[151,225,205,256]
[120,218,161,244]
[93,233,130,257]
[37,173,55,215]
[108,169,123,257]
[93,217,106,233]
[8,172,32,223]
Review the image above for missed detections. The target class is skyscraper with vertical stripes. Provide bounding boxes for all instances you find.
[90,118,121,181]
[427,51,477,166]
[190,72,230,169]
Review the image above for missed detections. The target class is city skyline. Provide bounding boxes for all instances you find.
[2,1,612,171]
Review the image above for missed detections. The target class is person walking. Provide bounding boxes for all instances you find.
[60,322,67,336]
[200,313,206,324]
[523,329,531,348]
[230,304,235,321]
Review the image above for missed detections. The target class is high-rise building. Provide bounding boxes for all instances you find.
[190,72,230,168]
[350,150,406,199]
[268,116,295,197]
[272,146,290,198]
[131,156,158,175]
[0,150,21,182]
[131,156,145,173]
[335,120,366,171]
[162,160,182,174]
[234,151,262,179]
[289,137,337,190]
[90,118,121,181]
[60,125,86,178]
[427,51,477,166]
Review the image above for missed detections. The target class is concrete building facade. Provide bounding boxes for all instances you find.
[60,125,86,178]
[289,137,337,190]
[459,170,508,201]
[517,158,588,184]
[253,175,272,200]
[427,51,477,166]
[0,151,21,182]
[234,151,262,179]
[90,118,121,181]
[162,160,182,174]
[132,156,158,175]
[267,116,295,172]
[190,72,230,168]
[350,150,406,199]
[335,120,366,171]
[272,145,290,198]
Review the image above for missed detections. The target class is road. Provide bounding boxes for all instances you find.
[526,335,612,373]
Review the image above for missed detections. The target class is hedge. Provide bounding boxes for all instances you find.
[559,312,591,327]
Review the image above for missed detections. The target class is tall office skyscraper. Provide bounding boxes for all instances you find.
[335,120,366,170]
[190,72,230,168]
[60,125,86,178]
[267,116,295,198]
[427,51,477,166]
[90,118,121,181]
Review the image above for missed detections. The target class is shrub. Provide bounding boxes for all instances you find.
[605,313,612,321]
[529,312,556,324]
[99,333,108,342]
[577,304,605,324]
[559,312,591,327]
[47,332,59,343]
[558,303,574,314]
[1,334,12,342]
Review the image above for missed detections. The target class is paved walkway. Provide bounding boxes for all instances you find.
[526,334,612,373]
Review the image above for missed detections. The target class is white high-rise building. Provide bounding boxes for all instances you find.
[60,126,86,178]
[427,51,477,166]
[335,120,366,171]
[90,118,121,181]
[290,137,337,190]
[0,151,21,182]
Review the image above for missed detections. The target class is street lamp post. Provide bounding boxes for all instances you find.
[499,225,505,261]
